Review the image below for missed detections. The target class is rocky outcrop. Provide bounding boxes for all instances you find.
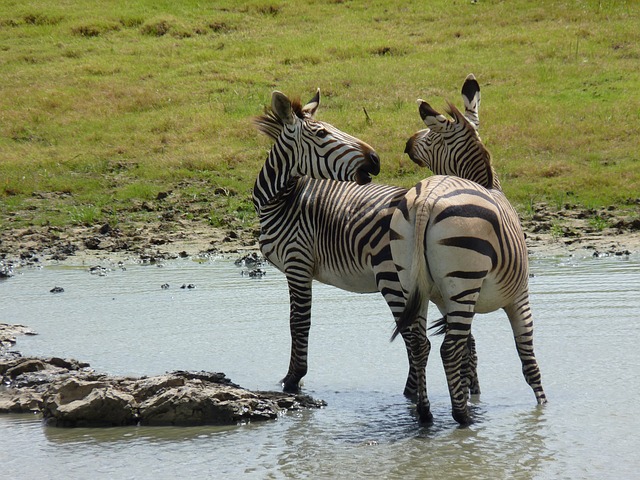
[1,324,325,427]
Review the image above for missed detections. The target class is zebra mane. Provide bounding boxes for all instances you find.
[445,101,497,190]
[253,99,305,141]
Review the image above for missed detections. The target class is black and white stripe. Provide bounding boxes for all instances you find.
[253,90,423,394]
[391,76,547,425]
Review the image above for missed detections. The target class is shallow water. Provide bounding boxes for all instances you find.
[1,252,639,479]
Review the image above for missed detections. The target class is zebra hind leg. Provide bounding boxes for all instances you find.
[430,315,480,397]
[400,315,427,399]
[465,334,481,396]
[407,316,432,424]
[504,297,547,405]
[440,314,475,426]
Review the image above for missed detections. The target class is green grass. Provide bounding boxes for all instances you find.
[1,0,639,233]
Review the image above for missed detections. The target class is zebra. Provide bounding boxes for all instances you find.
[252,89,415,395]
[403,73,489,397]
[390,79,547,425]
[251,84,488,405]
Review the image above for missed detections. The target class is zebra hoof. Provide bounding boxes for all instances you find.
[417,405,433,425]
[282,379,301,394]
[452,409,472,426]
[403,387,418,401]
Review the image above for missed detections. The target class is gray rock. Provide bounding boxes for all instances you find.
[42,379,137,427]
[1,325,325,427]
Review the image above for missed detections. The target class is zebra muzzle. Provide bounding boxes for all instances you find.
[354,151,380,185]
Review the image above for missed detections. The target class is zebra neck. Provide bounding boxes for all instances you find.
[455,164,502,191]
[491,170,502,191]
[252,149,297,213]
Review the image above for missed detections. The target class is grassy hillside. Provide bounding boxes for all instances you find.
[1,0,639,234]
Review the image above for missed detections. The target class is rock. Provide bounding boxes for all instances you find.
[3,358,49,378]
[0,329,325,427]
[84,237,101,250]
[0,389,42,413]
[0,261,14,279]
[234,252,265,268]
[139,384,278,426]
[42,379,137,427]
[0,323,37,350]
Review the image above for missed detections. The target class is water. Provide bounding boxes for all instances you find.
[1,252,639,479]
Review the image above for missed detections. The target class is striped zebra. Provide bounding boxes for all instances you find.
[252,89,414,394]
[252,84,488,402]
[391,78,547,425]
[403,74,488,397]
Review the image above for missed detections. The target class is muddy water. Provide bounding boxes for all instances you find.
[0,253,639,479]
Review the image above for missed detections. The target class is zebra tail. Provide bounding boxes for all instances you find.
[428,316,447,336]
[390,193,432,342]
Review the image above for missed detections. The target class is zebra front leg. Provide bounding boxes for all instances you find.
[504,295,547,405]
[281,278,313,393]
[440,315,474,425]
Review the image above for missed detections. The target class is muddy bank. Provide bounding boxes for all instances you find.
[0,324,325,427]
[1,201,639,266]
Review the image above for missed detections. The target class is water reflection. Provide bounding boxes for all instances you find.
[42,421,238,445]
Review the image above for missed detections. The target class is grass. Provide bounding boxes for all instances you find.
[1,0,639,233]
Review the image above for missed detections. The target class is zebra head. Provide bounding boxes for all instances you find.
[404,75,496,189]
[254,90,380,185]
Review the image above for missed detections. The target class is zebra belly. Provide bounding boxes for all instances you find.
[314,268,378,294]
[260,242,378,294]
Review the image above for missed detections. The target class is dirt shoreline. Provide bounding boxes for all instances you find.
[1,202,639,267]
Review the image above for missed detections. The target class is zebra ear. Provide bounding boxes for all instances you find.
[461,73,480,129]
[446,101,472,128]
[271,91,296,125]
[417,99,450,132]
[302,88,321,118]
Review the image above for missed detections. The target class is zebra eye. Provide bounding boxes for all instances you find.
[315,128,328,138]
